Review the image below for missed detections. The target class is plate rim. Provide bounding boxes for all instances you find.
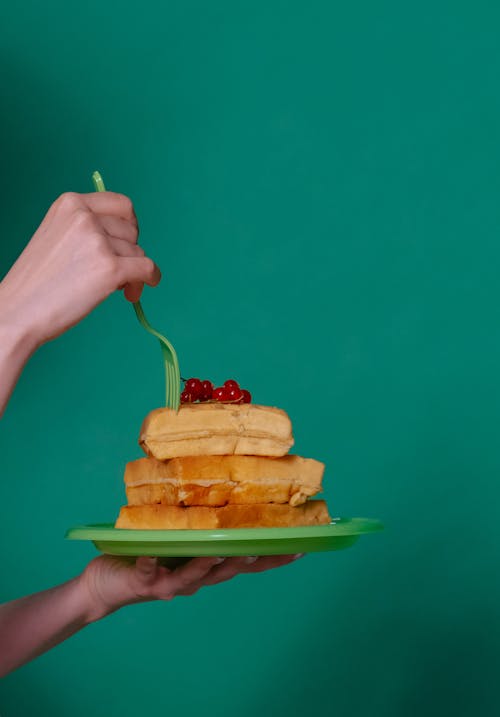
[65,517,384,543]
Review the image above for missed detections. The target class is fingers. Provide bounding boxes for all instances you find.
[176,556,251,594]
[103,226,154,303]
[100,215,139,244]
[104,243,156,303]
[188,556,261,588]
[117,256,161,293]
[239,554,301,573]
[108,238,145,259]
[123,281,145,303]
[135,554,305,601]
[158,557,225,599]
[82,192,138,225]
[51,192,138,233]
[177,554,303,594]
[55,192,160,300]
[135,556,159,579]
[116,256,161,303]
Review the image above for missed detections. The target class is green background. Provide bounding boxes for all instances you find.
[1,1,500,714]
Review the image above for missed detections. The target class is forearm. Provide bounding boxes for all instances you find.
[0,270,42,417]
[0,575,92,677]
[0,316,37,417]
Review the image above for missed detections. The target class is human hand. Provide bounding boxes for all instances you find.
[0,191,160,350]
[79,553,303,622]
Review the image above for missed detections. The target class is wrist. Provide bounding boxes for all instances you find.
[0,287,42,361]
[0,316,38,362]
[60,575,97,627]
[76,560,133,624]
[0,284,44,416]
[72,572,106,624]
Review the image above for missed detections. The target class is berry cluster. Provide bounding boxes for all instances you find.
[181,378,251,404]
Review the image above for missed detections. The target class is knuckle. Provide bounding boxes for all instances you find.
[72,207,97,231]
[135,256,151,277]
[115,192,134,216]
[178,573,194,589]
[103,252,120,275]
[56,191,82,212]
[94,250,118,281]
[142,257,156,278]
[121,193,133,210]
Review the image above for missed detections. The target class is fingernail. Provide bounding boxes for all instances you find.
[244,556,258,564]
[214,557,225,564]
[293,553,305,560]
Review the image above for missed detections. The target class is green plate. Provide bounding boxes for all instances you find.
[65,517,383,557]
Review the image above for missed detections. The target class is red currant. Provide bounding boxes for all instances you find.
[184,378,202,400]
[213,386,230,402]
[181,390,193,403]
[227,387,243,402]
[224,379,240,391]
[199,379,214,402]
[241,389,251,403]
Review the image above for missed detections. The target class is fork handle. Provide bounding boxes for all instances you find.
[91,171,180,410]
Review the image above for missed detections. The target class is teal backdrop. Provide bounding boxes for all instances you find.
[1,1,500,715]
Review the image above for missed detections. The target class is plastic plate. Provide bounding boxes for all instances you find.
[65,517,383,557]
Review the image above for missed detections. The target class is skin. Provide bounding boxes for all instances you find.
[0,191,301,677]
[0,191,160,414]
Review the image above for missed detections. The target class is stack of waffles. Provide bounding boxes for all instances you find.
[115,403,331,529]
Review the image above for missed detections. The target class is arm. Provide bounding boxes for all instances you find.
[0,190,160,416]
[0,318,37,416]
[0,188,303,676]
[0,553,300,676]
[0,575,90,676]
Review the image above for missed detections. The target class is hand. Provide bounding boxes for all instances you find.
[79,553,303,621]
[0,191,160,350]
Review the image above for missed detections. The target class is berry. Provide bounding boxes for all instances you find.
[213,386,230,402]
[184,378,202,400]
[181,376,250,404]
[227,387,243,402]
[224,379,240,391]
[199,379,214,402]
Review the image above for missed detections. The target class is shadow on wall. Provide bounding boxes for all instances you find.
[0,53,98,273]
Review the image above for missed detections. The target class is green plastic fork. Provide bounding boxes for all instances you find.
[92,171,181,410]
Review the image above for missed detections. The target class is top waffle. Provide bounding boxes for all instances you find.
[139,403,294,460]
